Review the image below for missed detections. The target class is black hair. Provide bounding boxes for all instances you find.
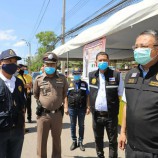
[96,52,109,60]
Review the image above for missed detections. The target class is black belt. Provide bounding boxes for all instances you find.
[95,111,109,116]
[43,106,62,114]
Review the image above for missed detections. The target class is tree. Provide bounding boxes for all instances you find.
[31,31,57,71]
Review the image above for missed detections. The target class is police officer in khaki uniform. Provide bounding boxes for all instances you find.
[33,52,68,158]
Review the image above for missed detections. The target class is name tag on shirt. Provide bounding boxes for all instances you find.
[80,87,86,90]
[109,77,115,82]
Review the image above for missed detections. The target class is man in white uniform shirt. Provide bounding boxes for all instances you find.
[89,52,124,158]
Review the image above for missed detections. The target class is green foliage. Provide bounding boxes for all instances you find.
[66,61,83,69]
[30,31,57,72]
[36,31,56,48]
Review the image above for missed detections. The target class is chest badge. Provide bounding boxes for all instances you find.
[56,78,63,84]
[91,78,96,84]
[70,83,74,87]
[18,86,22,92]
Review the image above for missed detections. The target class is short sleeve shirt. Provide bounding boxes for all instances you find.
[33,72,68,111]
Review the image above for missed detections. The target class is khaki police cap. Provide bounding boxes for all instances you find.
[43,52,58,63]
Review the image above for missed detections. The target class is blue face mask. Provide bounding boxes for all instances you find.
[74,75,81,81]
[134,48,153,65]
[44,67,56,75]
[98,62,108,70]
[24,70,28,75]
[39,70,43,75]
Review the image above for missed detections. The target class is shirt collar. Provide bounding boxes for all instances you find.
[0,73,16,82]
[139,65,149,78]
[43,71,59,79]
[139,65,149,73]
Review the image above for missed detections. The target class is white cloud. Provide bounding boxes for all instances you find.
[0,30,17,41]
[13,41,26,47]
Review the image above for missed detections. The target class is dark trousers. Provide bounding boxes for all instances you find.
[68,107,86,142]
[126,144,158,158]
[0,128,24,158]
[92,113,118,158]
[26,93,32,120]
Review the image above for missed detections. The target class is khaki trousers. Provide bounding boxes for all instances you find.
[37,111,63,158]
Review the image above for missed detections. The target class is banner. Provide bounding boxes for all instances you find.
[83,37,106,78]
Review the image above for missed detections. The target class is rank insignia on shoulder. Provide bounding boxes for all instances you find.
[149,81,158,87]
[69,83,74,87]
[91,78,96,84]
[18,86,22,92]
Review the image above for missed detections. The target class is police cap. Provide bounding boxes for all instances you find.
[72,67,82,75]
[17,64,27,68]
[0,49,21,61]
[43,52,58,63]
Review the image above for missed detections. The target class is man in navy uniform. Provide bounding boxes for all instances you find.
[0,49,25,158]
[65,67,90,151]
[89,52,124,158]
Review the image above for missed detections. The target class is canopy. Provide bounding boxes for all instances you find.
[53,0,158,60]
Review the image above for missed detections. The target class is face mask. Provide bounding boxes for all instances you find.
[2,63,18,75]
[39,70,43,75]
[134,48,153,65]
[24,70,28,75]
[98,62,108,70]
[74,75,81,81]
[44,67,56,75]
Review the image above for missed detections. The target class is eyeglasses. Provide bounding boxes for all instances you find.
[132,44,158,50]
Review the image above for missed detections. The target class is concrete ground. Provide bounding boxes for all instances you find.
[22,97,125,158]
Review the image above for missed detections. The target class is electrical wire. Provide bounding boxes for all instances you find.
[29,0,51,42]
[74,0,117,28]
[53,0,141,46]
[28,0,47,41]
[53,0,90,34]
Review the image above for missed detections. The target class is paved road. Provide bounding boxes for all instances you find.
[22,97,125,158]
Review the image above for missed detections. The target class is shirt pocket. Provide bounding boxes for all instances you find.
[40,84,51,96]
[55,83,64,95]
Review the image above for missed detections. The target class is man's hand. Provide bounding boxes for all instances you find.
[86,107,90,115]
[64,107,69,115]
[118,132,127,150]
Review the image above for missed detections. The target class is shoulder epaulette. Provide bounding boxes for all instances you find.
[36,75,42,79]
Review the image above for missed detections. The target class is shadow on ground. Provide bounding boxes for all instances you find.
[62,123,70,129]
[84,141,109,149]
[25,126,37,134]
[64,156,97,158]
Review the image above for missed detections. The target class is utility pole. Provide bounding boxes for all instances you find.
[21,39,32,73]
[62,0,65,44]
[61,0,66,74]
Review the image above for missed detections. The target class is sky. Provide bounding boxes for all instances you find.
[0,0,121,64]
